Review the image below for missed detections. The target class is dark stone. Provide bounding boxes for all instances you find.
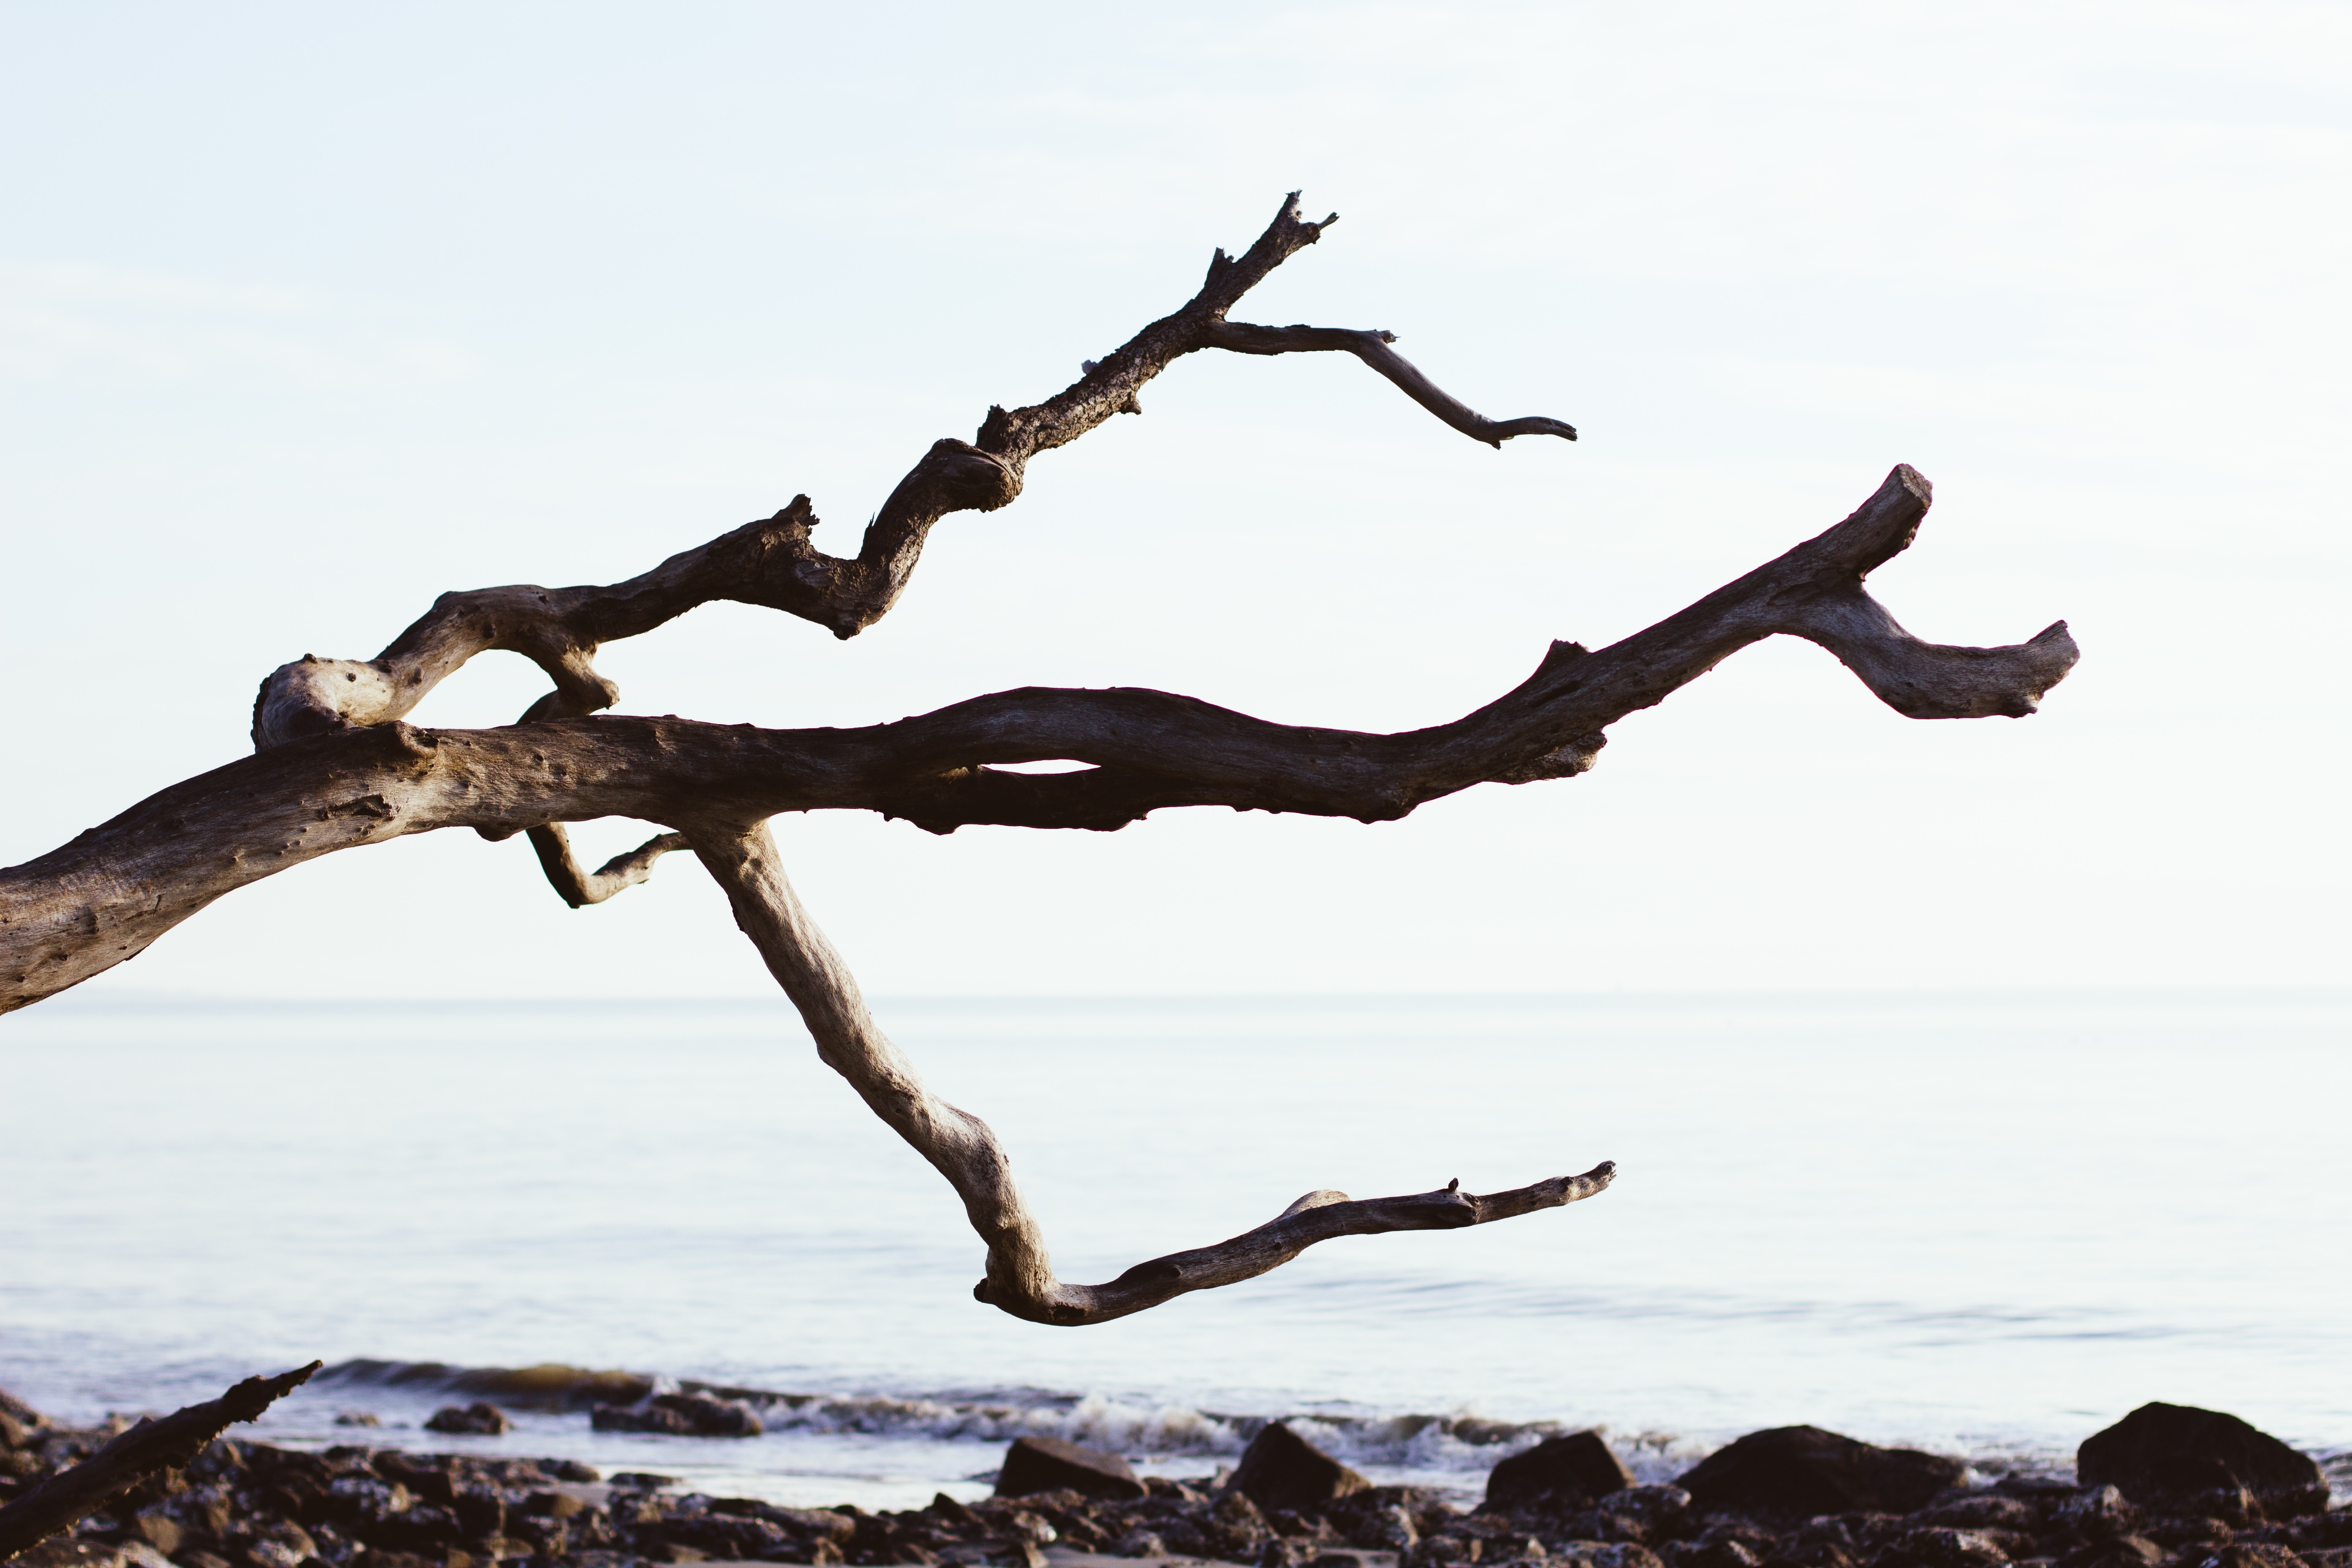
[422,1402,509,1436]
[127,1512,185,1557]
[1916,1498,2036,1531]
[1600,1485,1693,1530]
[994,1436,1147,1501]
[2287,1514,2352,1552]
[1895,1527,2011,1568]
[1683,1543,1763,1568]
[592,1392,762,1438]
[2199,1549,2312,1568]
[657,1513,796,1559]
[611,1471,681,1490]
[2078,1406,2328,1519]
[1486,1433,1637,1514]
[1234,1424,1372,1514]
[1675,1427,1967,1517]
[2060,1536,2167,1568]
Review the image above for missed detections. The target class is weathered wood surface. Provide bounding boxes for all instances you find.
[0,1365,318,1563]
[0,193,2077,1324]
[0,461,2073,1014]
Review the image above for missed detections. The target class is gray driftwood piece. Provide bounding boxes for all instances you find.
[0,1364,319,1562]
[0,193,2078,1325]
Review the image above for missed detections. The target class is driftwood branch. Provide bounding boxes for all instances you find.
[249,193,1579,749]
[0,197,2080,1324]
[1204,321,1578,447]
[689,818,1614,1324]
[0,463,2075,1013]
[0,1363,318,1562]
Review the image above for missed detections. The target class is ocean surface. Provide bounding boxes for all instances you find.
[2,990,2347,1509]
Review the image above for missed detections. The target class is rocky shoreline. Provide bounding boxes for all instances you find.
[3,1386,2344,1568]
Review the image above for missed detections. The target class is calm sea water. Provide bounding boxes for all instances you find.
[1,990,2346,1508]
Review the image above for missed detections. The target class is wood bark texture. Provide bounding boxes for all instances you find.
[0,194,2079,1323]
[0,1363,319,1561]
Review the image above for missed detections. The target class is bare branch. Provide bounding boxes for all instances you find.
[687,819,1612,1325]
[0,1363,318,1562]
[249,193,1578,749]
[0,463,2075,1014]
[1204,321,1579,447]
[526,825,691,909]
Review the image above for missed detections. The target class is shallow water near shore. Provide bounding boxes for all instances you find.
[2,990,2347,1508]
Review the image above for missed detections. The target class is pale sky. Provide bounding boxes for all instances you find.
[2,1,2345,1000]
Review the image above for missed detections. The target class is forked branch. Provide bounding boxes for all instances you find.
[0,199,2082,1326]
[250,193,1580,749]
[0,463,2075,1013]
[691,819,1614,1325]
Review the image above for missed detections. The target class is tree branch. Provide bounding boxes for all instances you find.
[249,192,1578,749]
[0,1363,318,1562]
[687,819,1613,1325]
[1203,322,1578,447]
[526,825,690,909]
[0,463,2076,1014]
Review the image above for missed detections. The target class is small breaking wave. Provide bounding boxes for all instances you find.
[310,1359,1707,1478]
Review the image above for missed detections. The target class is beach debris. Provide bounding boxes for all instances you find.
[0,1363,318,1563]
[995,1436,1146,1501]
[421,1404,508,1437]
[2080,1404,2331,1520]
[1485,1433,1637,1514]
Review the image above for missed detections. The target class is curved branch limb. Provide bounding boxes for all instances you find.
[1204,321,1579,447]
[4,466,2074,1012]
[527,825,691,908]
[249,195,1353,750]
[484,691,691,908]
[0,1362,319,1561]
[686,819,1612,1325]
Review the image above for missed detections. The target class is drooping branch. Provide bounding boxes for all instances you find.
[0,1363,318,1561]
[0,463,2076,1014]
[1204,322,1579,447]
[526,825,690,909]
[250,193,1581,749]
[686,818,1614,1325]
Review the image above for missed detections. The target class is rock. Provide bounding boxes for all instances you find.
[126,1512,186,1558]
[11,1545,174,1568]
[2057,1486,2144,1539]
[2060,1536,2167,1568]
[1676,1427,1967,1516]
[1917,1497,2037,1530]
[1115,1530,1171,1558]
[1682,1543,1763,1568]
[1235,1424,1372,1514]
[1896,1527,2011,1568]
[2196,1549,2313,1568]
[1347,1505,1421,1551]
[424,1403,509,1436]
[1597,1488,1691,1530]
[2288,1517,2352,1552]
[590,1393,762,1438]
[1487,1434,1638,1514]
[2078,1405,2328,1519]
[610,1471,680,1490]
[994,1435,1147,1501]
[335,1412,383,1428]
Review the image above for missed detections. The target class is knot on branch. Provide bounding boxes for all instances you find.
[892,438,1024,515]
[1492,731,1608,784]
